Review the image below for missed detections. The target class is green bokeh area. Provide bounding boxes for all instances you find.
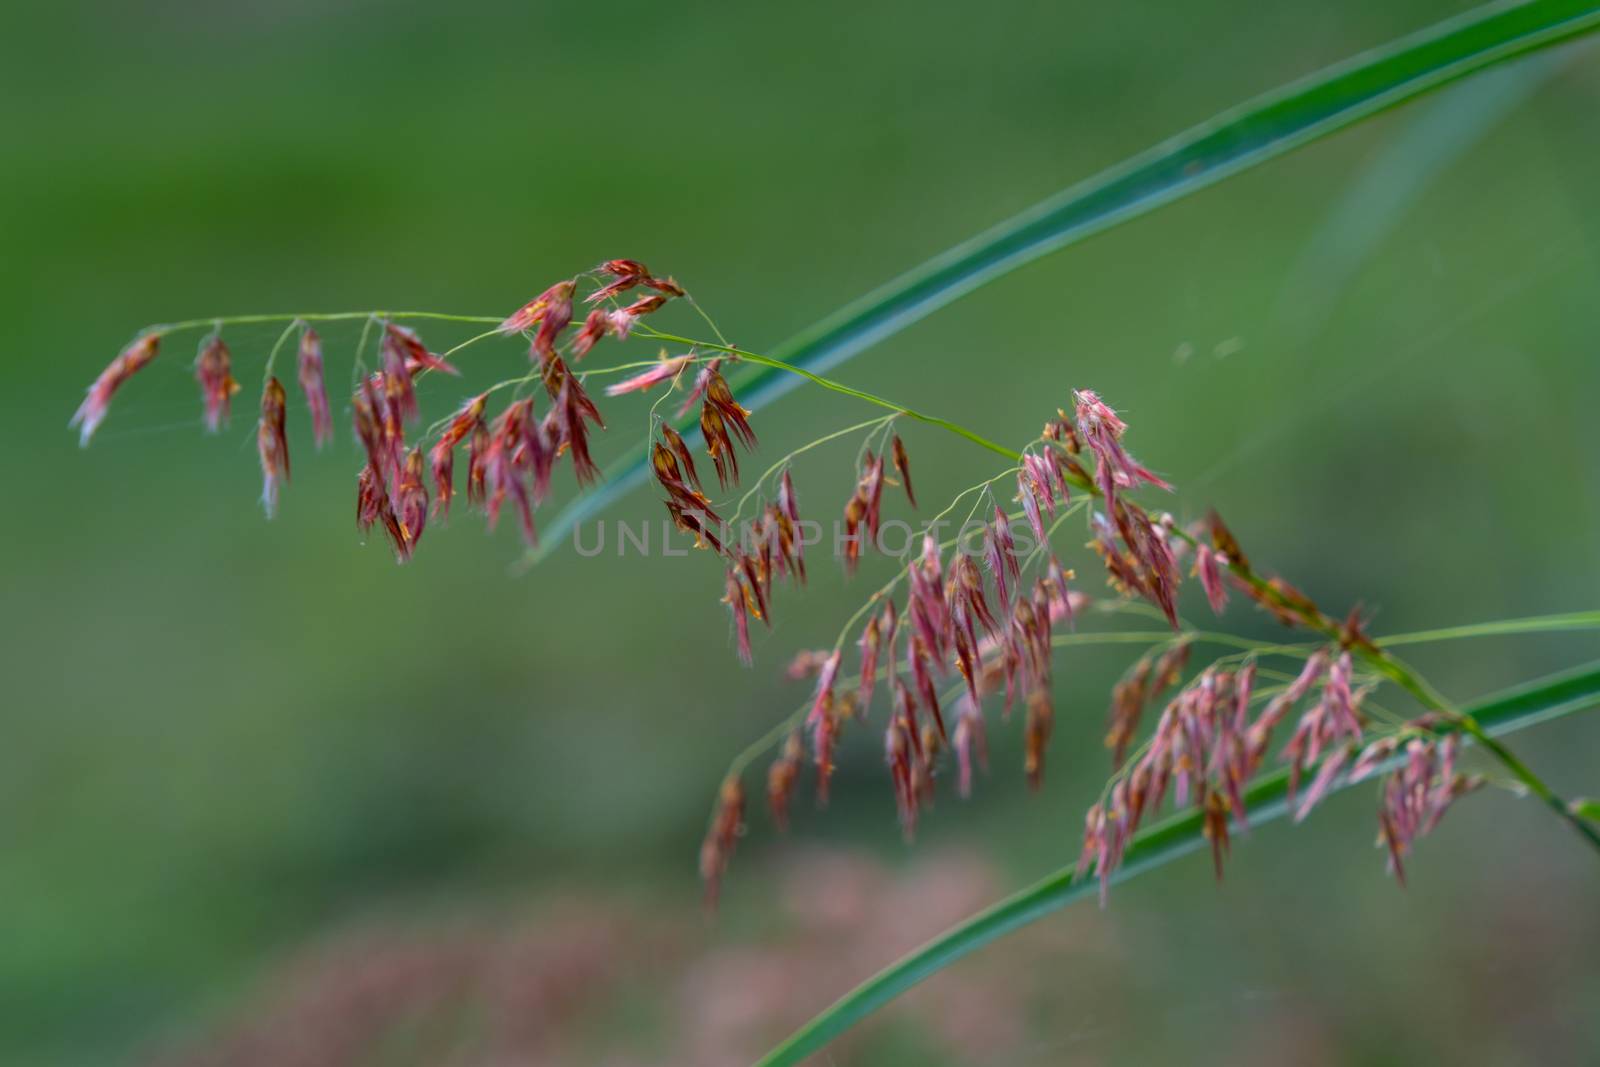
[4,1,1599,1064]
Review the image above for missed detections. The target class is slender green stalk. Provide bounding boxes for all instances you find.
[755,660,1600,1067]
[1378,611,1600,646]
[530,0,1600,559]
[146,310,501,335]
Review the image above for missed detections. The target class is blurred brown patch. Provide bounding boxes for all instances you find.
[142,848,1075,1067]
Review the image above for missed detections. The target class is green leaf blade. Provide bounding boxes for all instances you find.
[530,0,1600,562]
[754,660,1600,1066]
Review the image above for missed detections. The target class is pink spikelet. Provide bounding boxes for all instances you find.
[856,614,882,713]
[195,334,240,432]
[1073,388,1170,511]
[1195,543,1230,615]
[952,696,988,798]
[723,568,754,665]
[1375,733,1482,885]
[296,326,333,449]
[71,334,159,446]
[809,649,843,730]
[604,352,691,397]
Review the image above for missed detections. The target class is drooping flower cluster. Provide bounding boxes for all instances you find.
[704,386,1495,904]
[1080,653,1311,898]
[763,506,1079,843]
[71,259,708,562]
[1363,732,1483,885]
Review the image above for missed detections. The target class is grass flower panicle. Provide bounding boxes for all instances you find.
[69,223,1600,1058]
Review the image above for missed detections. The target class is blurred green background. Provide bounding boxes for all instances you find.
[4,1,1599,1063]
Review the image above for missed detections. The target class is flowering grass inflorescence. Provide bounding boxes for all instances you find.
[73,261,1600,916]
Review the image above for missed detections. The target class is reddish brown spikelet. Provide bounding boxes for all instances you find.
[1338,605,1381,656]
[465,421,491,508]
[72,333,160,446]
[378,329,419,424]
[396,446,430,551]
[257,378,290,518]
[296,327,333,449]
[587,259,653,303]
[948,553,998,639]
[1112,500,1182,627]
[660,423,702,493]
[431,393,487,520]
[674,358,717,419]
[1202,789,1232,880]
[953,697,988,798]
[531,280,576,361]
[700,405,739,490]
[651,432,723,539]
[1023,688,1054,790]
[699,371,755,490]
[1207,509,1250,572]
[767,732,804,831]
[440,392,489,450]
[841,481,869,575]
[195,334,241,433]
[838,454,889,575]
[1105,655,1154,767]
[429,440,455,521]
[860,453,886,539]
[699,776,745,909]
[723,568,754,664]
[499,279,569,336]
[1043,409,1082,455]
[540,357,604,485]
[645,274,686,298]
[569,308,611,361]
[890,434,917,508]
[482,400,538,546]
[856,615,882,712]
[704,371,755,447]
[1244,575,1321,628]
[808,649,843,730]
[355,466,410,563]
[737,549,771,627]
[351,381,386,478]
[384,322,459,380]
